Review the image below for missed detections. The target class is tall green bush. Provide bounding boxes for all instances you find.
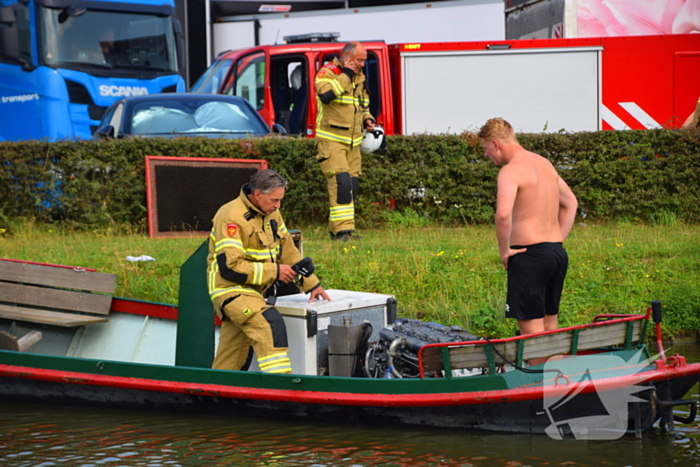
[1,129,699,228]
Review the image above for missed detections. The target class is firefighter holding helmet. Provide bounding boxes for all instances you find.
[207,169,330,373]
[315,41,377,241]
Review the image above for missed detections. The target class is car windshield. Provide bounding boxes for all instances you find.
[128,99,269,136]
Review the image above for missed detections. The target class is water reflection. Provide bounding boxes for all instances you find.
[0,343,697,467]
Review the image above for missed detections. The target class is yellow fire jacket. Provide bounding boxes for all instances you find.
[315,57,373,146]
[207,185,320,306]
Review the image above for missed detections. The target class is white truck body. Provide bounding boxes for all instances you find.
[212,0,504,57]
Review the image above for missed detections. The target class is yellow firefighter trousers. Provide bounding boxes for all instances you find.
[316,139,361,234]
[212,294,292,373]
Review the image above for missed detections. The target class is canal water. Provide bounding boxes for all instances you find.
[1,343,698,467]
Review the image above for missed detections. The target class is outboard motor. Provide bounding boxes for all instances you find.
[364,318,481,378]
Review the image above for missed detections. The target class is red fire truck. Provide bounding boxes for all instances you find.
[190,33,700,135]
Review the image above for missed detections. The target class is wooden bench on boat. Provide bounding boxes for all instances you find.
[419,314,649,378]
[0,259,117,328]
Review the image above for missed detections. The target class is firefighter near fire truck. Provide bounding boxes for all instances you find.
[207,169,330,373]
[314,41,377,241]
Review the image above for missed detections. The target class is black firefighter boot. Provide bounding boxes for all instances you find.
[330,230,362,241]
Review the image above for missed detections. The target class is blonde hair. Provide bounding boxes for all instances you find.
[477,118,516,142]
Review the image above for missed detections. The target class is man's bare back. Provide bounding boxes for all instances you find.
[500,149,564,247]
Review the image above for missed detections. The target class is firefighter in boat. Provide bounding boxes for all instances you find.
[207,169,331,373]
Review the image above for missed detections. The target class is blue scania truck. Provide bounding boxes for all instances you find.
[0,0,185,141]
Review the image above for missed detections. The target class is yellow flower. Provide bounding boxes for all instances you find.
[436,251,445,256]
[0,229,6,235]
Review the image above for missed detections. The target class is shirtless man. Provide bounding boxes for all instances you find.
[478,118,578,336]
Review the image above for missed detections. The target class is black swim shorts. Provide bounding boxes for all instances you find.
[505,242,568,321]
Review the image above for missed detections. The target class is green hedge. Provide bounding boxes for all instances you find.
[1,129,699,229]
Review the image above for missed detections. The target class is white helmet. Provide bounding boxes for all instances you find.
[360,126,385,154]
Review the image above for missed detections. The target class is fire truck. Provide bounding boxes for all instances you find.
[190,33,700,135]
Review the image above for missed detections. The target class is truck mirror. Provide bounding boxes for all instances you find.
[271,123,287,135]
[0,6,33,70]
[58,5,86,24]
[173,17,183,35]
[93,125,116,140]
[0,27,20,62]
[0,6,16,23]
[172,18,185,71]
[177,36,185,70]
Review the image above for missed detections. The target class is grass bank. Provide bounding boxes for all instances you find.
[1,219,698,339]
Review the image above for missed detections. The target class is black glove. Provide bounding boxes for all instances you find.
[292,257,315,277]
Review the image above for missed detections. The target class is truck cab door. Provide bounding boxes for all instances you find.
[220,50,272,124]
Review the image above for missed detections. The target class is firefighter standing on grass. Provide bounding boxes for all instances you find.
[315,41,375,241]
[207,170,330,373]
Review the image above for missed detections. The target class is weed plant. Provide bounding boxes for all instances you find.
[1,218,697,339]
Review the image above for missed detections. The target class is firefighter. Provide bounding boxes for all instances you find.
[315,41,375,241]
[207,169,331,373]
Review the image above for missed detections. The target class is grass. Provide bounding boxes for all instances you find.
[1,219,698,339]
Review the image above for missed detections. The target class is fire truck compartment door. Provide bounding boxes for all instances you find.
[401,47,601,134]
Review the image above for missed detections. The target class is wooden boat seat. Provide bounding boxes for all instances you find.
[0,259,117,328]
[420,318,645,376]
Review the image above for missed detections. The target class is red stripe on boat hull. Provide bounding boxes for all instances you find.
[1,362,698,407]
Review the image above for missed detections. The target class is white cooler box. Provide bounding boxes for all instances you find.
[247,289,396,375]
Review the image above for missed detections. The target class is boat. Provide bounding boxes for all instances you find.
[0,255,698,439]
